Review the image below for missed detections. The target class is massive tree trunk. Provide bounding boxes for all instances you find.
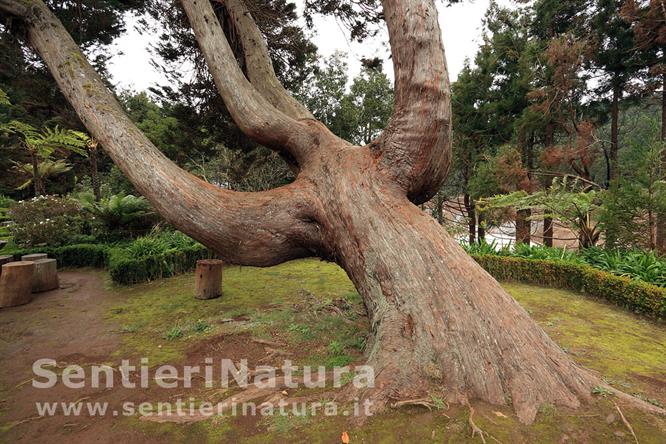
[3,0,663,425]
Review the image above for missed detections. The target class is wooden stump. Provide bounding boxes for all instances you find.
[194,259,224,300]
[32,258,59,293]
[0,255,12,272]
[21,253,48,262]
[0,261,35,308]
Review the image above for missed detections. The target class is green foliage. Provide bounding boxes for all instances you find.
[0,88,9,106]
[13,159,73,191]
[8,195,85,247]
[165,326,184,341]
[591,385,614,397]
[464,240,666,288]
[599,112,666,250]
[192,319,210,333]
[297,54,393,144]
[0,195,14,235]
[480,177,604,248]
[107,231,212,285]
[1,121,89,195]
[77,192,155,239]
[580,248,666,287]
[7,244,109,268]
[472,254,666,318]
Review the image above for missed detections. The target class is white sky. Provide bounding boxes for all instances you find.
[108,0,508,92]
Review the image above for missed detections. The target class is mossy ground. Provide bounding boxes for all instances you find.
[101,258,666,442]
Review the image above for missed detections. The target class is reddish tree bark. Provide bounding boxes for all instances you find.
[2,0,664,425]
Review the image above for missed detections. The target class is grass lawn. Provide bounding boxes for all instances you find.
[104,259,666,443]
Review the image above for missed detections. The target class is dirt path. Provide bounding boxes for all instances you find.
[0,271,157,443]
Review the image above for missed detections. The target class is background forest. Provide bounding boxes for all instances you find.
[1,0,665,279]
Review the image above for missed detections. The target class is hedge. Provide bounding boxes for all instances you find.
[107,244,213,285]
[6,242,213,285]
[8,244,109,268]
[472,254,666,319]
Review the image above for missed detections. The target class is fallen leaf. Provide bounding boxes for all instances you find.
[341,431,350,444]
[493,411,508,418]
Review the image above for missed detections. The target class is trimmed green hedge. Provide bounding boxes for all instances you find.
[472,254,666,318]
[107,244,212,285]
[6,242,213,285]
[7,244,109,268]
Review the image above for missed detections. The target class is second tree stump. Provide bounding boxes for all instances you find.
[32,258,59,293]
[194,259,224,300]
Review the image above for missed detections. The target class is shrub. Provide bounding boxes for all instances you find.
[107,231,211,285]
[472,255,666,318]
[9,244,109,268]
[108,243,211,285]
[579,247,666,287]
[9,195,85,247]
[463,241,666,288]
[76,192,156,240]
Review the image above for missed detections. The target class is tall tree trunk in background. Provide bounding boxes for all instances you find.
[30,151,44,196]
[433,192,445,225]
[657,74,666,254]
[543,121,554,247]
[4,0,663,425]
[463,193,476,244]
[478,212,486,244]
[516,210,531,245]
[89,143,101,202]
[605,83,623,247]
[609,84,622,184]
[516,135,534,245]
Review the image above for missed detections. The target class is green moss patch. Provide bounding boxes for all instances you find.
[104,259,666,442]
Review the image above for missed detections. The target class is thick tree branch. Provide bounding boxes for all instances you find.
[1,0,321,266]
[0,0,29,17]
[376,0,452,204]
[220,0,314,120]
[181,0,315,163]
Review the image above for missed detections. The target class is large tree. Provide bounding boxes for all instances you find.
[1,0,663,424]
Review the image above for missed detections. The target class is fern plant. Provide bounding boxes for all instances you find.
[2,120,89,196]
[77,192,155,238]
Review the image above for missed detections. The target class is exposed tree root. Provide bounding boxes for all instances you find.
[468,406,487,444]
[250,338,285,348]
[614,401,639,444]
[391,397,439,411]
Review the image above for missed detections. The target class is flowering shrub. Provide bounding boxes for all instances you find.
[9,195,85,247]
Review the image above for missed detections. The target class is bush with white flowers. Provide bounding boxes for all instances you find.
[9,195,85,247]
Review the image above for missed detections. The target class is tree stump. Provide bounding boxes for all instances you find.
[32,258,59,293]
[194,259,224,300]
[0,261,35,308]
[21,253,48,262]
[0,255,12,272]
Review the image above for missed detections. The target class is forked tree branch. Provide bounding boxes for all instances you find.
[180,0,316,163]
[219,0,314,120]
[0,0,321,265]
[376,0,452,204]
